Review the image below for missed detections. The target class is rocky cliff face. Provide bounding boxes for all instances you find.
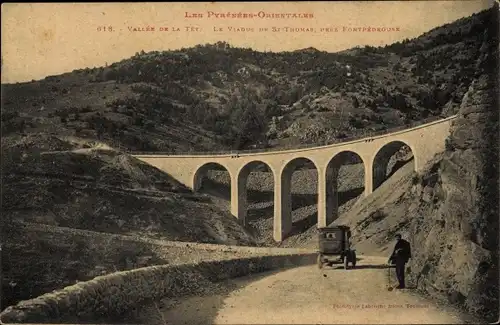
[406,20,498,321]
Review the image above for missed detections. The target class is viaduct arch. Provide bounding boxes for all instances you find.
[133,116,456,242]
[325,150,365,224]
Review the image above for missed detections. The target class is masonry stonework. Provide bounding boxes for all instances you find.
[134,116,456,242]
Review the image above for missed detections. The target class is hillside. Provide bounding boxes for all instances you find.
[1,7,495,153]
[1,134,258,310]
[1,134,255,245]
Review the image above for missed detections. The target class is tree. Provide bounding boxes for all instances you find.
[352,96,360,108]
[228,93,267,149]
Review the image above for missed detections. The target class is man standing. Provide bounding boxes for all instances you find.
[388,234,411,289]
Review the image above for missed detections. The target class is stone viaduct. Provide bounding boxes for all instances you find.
[133,115,457,242]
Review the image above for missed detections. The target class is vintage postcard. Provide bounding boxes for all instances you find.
[1,1,498,324]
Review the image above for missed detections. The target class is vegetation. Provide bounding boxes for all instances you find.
[1,8,495,152]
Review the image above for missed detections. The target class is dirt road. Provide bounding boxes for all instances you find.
[139,256,477,324]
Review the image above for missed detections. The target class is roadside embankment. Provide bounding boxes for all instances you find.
[0,251,316,323]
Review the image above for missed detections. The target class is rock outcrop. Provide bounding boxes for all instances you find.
[406,18,498,321]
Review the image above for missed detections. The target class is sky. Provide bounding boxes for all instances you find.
[1,1,493,83]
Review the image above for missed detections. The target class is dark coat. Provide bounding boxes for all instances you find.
[389,239,411,263]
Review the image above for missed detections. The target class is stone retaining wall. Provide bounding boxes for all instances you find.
[0,253,316,323]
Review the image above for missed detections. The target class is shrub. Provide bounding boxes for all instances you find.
[412,173,421,185]
[444,138,454,152]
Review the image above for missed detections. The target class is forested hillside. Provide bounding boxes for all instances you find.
[1,7,495,152]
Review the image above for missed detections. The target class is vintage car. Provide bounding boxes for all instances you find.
[317,225,357,269]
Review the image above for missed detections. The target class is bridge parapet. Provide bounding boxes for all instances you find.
[129,115,454,156]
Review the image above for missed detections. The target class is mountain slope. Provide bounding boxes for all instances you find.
[1,7,495,152]
[1,134,255,246]
[0,134,257,310]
